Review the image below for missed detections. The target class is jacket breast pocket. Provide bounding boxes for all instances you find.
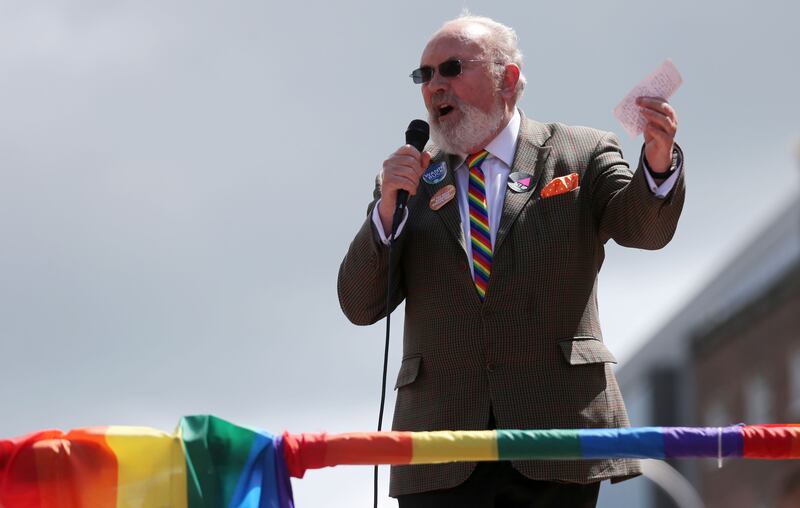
[539,186,580,203]
[558,336,617,365]
[394,355,422,389]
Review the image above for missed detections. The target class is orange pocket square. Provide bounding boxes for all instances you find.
[540,172,579,198]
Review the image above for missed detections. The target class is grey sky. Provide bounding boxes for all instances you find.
[0,1,798,506]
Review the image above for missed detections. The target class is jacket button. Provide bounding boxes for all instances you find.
[459,262,468,272]
[486,362,496,372]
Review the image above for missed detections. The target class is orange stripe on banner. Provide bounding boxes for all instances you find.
[62,427,118,507]
[282,431,414,478]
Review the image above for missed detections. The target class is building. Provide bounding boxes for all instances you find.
[599,196,800,508]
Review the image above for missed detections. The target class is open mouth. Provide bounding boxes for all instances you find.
[438,105,454,118]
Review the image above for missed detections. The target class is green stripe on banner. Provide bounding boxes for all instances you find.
[181,415,259,508]
[497,430,581,460]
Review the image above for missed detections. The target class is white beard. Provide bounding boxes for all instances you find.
[428,97,505,156]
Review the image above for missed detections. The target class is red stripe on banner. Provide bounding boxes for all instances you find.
[282,432,328,479]
[742,424,800,459]
[324,432,413,466]
[0,430,58,508]
[0,428,118,508]
[282,432,413,477]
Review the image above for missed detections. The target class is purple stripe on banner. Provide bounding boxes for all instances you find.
[663,426,743,458]
[274,436,296,507]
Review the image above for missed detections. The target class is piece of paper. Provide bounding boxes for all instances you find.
[614,59,683,138]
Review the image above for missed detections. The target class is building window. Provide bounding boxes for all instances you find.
[790,350,800,418]
[744,373,771,424]
[704,399,731,427]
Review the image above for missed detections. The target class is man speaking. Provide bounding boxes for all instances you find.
[338,14,684,508]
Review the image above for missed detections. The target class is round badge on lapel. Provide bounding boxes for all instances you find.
[507,172,535,193]
[422,161,448,185]
[429,184,456,210]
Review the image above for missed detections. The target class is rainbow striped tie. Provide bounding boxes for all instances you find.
[467,150,492,301]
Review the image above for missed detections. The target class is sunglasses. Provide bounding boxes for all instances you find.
[410,59,489,84]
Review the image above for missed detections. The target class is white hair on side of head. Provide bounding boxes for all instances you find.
[442,11,527,103]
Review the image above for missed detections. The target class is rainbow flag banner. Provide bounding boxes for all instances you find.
[1,416,799,507]
[0,415,293,508]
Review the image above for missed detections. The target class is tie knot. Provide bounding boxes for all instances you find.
[466,150,489,169]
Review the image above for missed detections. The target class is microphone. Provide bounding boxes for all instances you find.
[378,120,427,506]
[391,120,429,236]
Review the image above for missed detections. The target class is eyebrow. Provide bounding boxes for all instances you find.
[421,56,464,66]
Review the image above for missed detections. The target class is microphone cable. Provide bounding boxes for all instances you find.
[374,120,428,508]
[374,205,404,508]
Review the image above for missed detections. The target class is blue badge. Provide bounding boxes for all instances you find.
[422,161,448,185]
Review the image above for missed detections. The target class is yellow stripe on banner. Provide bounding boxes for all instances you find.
[104,426,188,508]
[411,430,499,464]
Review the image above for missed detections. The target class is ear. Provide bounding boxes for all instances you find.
[499,63,520,100]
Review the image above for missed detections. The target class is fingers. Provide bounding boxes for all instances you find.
[640,108,677,138]
[636,98,678,172]
[643,121,675,172]
[421,151,432,171]
[643,123,673,150]
[380,145,428,196]
[636,96,678,137]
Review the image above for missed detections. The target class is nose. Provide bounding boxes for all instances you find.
[425,70,449,95]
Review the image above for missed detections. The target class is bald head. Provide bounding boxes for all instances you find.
[430,15,527,103]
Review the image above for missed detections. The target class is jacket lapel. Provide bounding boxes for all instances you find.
[494,118,552,253]
[420,149,467,255]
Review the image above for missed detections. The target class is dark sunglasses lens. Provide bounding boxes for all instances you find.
[439,60,463,77]
[411,66,433,84]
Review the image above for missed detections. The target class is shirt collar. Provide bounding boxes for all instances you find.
[484,108,521,167]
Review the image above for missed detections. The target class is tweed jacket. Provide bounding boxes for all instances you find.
[337,116,686,497]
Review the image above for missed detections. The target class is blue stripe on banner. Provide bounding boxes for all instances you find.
[579,427,665,459]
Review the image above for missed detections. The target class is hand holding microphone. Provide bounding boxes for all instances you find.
[378,120,430,235]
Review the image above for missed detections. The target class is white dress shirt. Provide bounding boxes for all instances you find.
[373,109,680,280]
